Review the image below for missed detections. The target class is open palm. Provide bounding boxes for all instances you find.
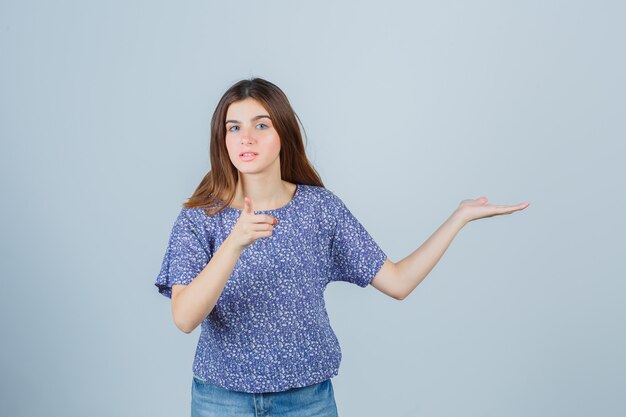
[456,197,530,224]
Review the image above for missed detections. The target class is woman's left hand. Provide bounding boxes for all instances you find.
[454,197,530,225]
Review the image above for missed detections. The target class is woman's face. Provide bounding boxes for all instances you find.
[224,98,282,176]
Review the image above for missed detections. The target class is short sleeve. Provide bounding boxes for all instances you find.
[154,208,210,299]
[329,196,387,287]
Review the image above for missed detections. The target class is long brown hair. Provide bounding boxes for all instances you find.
[183,78,325,216]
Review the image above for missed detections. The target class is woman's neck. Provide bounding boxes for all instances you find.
[230,179,296,211]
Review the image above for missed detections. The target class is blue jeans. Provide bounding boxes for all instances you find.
[191,375,339,417]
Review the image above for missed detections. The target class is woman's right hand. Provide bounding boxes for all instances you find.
[228,197,278,250]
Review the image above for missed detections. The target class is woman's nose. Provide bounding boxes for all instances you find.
[240,129,255,143]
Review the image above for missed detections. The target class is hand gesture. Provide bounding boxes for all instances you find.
[228,197,279,250]
[455,196,529,225]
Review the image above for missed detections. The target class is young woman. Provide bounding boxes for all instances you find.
[154,77,529,417]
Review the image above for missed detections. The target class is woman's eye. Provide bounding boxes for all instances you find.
[227,123,269,132]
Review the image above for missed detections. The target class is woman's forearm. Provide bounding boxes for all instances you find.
[172,235,243,333]
[396,210,467,300]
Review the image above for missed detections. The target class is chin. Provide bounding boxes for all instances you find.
[236,165,266,174]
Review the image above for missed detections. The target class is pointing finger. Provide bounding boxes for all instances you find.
[244,197,254,214]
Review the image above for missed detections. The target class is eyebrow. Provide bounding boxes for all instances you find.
[225,115,271,124]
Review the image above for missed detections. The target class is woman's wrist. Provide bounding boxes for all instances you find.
[222,234,245,256]
[449,208,469,228]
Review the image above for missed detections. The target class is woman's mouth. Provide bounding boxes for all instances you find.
[239,152,258,162]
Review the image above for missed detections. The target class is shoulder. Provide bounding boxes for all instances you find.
[296,185,347,228]
[298,184,343,208]
[176,206,218,237]
[178,206,202,222]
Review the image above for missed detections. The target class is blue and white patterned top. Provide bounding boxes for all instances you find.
[154,184,387,393]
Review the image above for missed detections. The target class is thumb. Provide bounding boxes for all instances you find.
[244,197,254,214]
